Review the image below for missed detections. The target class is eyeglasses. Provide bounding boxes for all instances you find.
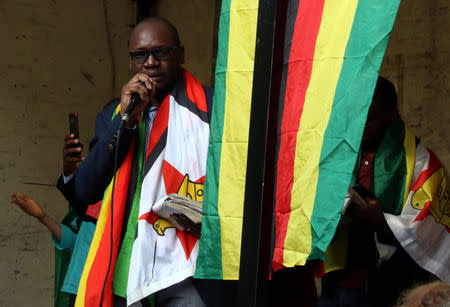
[129,47,179,64]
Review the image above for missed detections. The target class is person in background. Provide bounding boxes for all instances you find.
[395,281,450,307]
[11,135,98,307]
[319,77,449,307]
[10,192,64,243]
[10,192,88,307]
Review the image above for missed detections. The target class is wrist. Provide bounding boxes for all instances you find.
[37,213,49,223]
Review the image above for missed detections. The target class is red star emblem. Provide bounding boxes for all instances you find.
[139,160,205,260]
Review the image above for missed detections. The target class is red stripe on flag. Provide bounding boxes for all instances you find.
[84,140,135,306]
[183,69,208,112]
[273,0,325,267]
[85,200,102,220]
[146,96,170,160]
[411,148,442,192]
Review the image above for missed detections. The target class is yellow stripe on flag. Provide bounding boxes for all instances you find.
[283,0,359,267]
[75,175,115,306]
[217,1,259,279]
[402,125,416,207]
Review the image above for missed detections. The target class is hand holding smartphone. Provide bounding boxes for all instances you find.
[68,113,81,157]
[69,113,79,139]
[63,113,83,176]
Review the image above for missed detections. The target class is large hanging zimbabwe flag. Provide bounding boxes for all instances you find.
[272,0,402,269]
[196,0,401,279]
[195,0,260,280]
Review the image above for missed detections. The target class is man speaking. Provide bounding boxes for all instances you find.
[70,17,217,306]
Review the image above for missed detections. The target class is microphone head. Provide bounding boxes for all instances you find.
[124,93,141,116]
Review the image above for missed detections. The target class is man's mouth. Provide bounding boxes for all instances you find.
[148,74,162,82]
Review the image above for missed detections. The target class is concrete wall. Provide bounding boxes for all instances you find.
[380,0,449,167]
[0,1,134,305]
[150,0,220,87]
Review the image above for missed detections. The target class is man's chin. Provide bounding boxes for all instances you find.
[154,87,170,101]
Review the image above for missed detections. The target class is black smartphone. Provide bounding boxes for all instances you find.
[69,113,79,139]
[69,113,81,157]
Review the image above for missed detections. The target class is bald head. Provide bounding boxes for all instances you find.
[130,17,180,47]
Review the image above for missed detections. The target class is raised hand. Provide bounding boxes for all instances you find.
[10,192,46,220]
[120,73,156,125]
[10,193,62,241]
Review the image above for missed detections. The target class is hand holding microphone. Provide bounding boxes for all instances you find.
[120,73,156,126]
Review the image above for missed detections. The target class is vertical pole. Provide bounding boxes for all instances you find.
[136,0,152,23]
[257,0,289,282]
[236,0,277,306]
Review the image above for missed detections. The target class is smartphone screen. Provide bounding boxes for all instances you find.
[69,113,81,157]
[69,113,79,139]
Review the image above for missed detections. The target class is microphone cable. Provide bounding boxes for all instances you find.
[100,94,140,306]
[99,121,121,306]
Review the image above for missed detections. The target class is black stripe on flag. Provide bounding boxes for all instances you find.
[142,129,168,179]
[119,129,142,245]
[276,0,300,141]
[264,0,300,277]
[171,78,209,124]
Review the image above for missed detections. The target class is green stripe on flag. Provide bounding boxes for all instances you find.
[195,0,232,279]
[309,0,401,260]
[373,117,407,215]
[113,114,146,296]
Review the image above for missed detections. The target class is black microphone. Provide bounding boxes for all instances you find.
[118,93,141,130]
[120,93,141,127]
[110,93,141,150]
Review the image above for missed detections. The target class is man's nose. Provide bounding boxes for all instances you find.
[144,53,159,67]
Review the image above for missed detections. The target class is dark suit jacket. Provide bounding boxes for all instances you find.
[57,84,213,219]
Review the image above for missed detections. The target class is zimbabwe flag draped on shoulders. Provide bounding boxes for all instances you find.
[326,118,450,282]
[75,69,210,306]
[196,0,401,279]
[378,120,449,282]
